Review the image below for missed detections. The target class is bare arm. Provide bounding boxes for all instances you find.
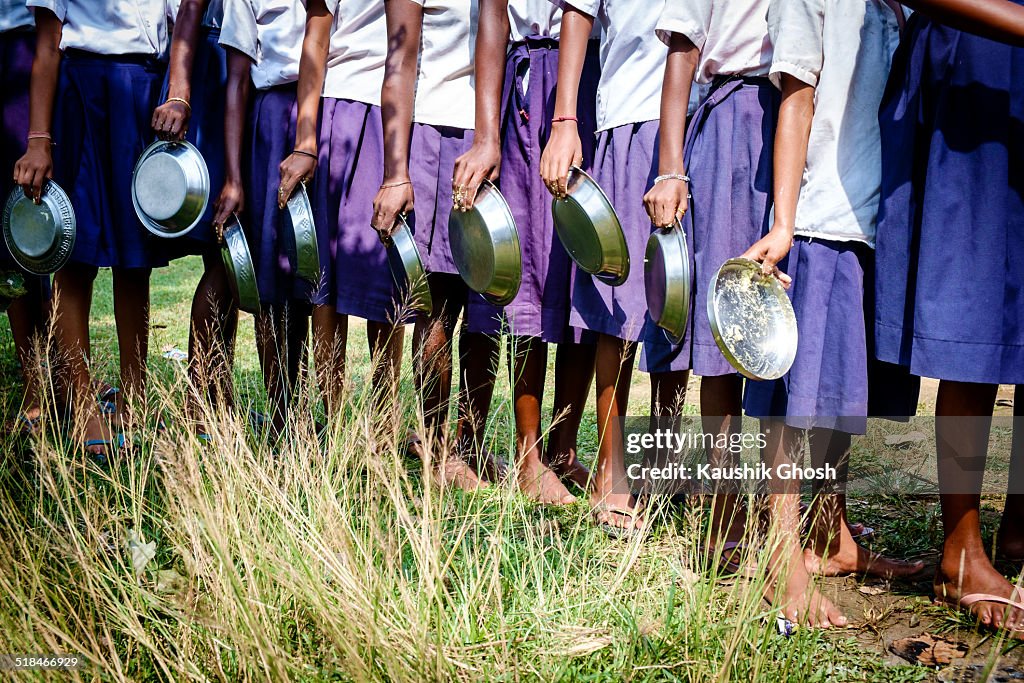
[741,74,814,283]
[152,0,209,139]
[13,8,61,202]
[643,31,699,228]
[211,48,253,228]
[902,0,1024,45]
[539,6,593,197]
[371,0,422,236]
[278,0,332,206]
[450,0,509,210]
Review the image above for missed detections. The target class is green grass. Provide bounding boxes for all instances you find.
[0,258,1000,681]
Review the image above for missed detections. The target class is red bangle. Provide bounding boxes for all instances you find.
[27,131,51,140]
[551,116,577,124]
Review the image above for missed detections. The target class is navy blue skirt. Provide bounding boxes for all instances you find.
[875,13,1024,385]
[52,52,168,269]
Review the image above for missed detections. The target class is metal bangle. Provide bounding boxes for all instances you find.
[654,173,691,185]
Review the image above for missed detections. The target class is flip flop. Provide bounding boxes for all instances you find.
[713,540,759,578]
[97,386,120,415]
[16,413,43,437]
[83,434,125,467]
[590,503,643,541]
[935,586,1024,633]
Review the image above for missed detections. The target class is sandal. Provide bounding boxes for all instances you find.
[16,413,43,437]
[713,540,759,578]
[935,586,1024,634]
[83,433,126,467]
[590,502,643,541]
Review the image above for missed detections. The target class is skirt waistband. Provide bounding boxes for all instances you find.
[62,48,163,67]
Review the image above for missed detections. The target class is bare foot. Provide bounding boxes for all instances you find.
[935,554,1024,636]
[805,521,925,579]
[765,545,848,629]
[463,447,509,484]
[518,459,576,505]
[436,457,488,492]
[84,413,117,461]
[548,454,592,491]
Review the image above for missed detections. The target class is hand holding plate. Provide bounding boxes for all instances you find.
[277,151,317,209]
[451,138,501,211]
[739,228,794,288]
[151,99,190,141]
[643,176,689,229]
[372,180,414,241]
[212,178,244,238]
[13,139,53,205]
[540,122,582,199]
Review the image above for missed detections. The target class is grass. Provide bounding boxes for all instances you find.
[0,257,1012,681]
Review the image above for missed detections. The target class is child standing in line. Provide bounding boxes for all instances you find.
[1,0,49,437]
[641,0,779,565]
[876,0,1024,637]
[15,0,176,460]
[741,0,922,628]
[217,0,312,437]
[276,0,405,421]
[540,0,683,536]
[372,0,505,490]
[448,0,599,504]
[152,0,239,442]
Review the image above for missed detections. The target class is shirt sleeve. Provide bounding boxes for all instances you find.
[219,0,258,61]
[768,0,824,89]
[551,0,600,19]
[655,0,711,49]
[324,0,339,15]
[26,0,66,22]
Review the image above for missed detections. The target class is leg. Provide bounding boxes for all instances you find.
[934,380,1024,634]
[998,384,1024,560]
[510,336,574,504]
[803,427,924,578]
[545,340,596,489]
[590,334,641,532]
[760,420,847,628]
[187,257,238,433]
[254,303,289,436]
[111,267,152,430]
[53,264,110,455]
[367,319,404,416]
[644,369,690,498]
[312,304,347,417]
[700,374,747,552]
[456,331,504,481]
[6,275,50,429]
[411,274,482,490]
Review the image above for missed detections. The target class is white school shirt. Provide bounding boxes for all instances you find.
[27,0,175,55]
[768,0,905,246]
[220,0,305,90]
[0,0,33,33]
[408,0,477,130]
[322,0,385,106]
[510,0,560,41]
[657,0,772,85]
[557,0,667,133]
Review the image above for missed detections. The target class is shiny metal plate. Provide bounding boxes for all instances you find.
[448,180,521,306]
[551,166,629,286]
[132,139,210,239]
[2,181,76,274]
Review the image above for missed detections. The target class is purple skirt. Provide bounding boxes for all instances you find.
[744,238,873,435]
[407,123,473,277]
[875,14,1024,385]
[0,30,34,269]
[245,85,311,305]
[466,37,600,342]
[167,27,227,252]
[52,52,168,269]
[568,120,658,342]
[641,77,779,375]
[313,98,396,322]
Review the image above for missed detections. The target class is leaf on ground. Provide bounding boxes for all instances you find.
[154,569,188,596]
[890,633,967,666]
[162,347,188,362]
[884,431,928,448]
[858,584,888,596]
[125,528,157,579]
[996,398,1014,408]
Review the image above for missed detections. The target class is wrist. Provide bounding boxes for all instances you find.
[26,138,52,151]
[770,222,795,238]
